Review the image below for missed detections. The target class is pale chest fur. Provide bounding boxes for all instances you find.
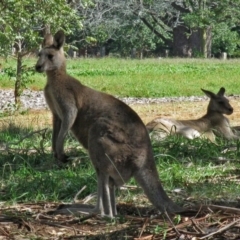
[44,83,66,120]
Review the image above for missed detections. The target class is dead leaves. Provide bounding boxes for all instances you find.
[1,202,240,239]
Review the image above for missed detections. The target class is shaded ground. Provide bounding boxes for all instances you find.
[1,99,240,239]
[1,201,240,239]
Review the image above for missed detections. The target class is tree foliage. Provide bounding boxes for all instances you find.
[212,23,240,56]
[0,0,81,107]
[69,0,240,58]
[177,0,240,56]
[68,0,175,57]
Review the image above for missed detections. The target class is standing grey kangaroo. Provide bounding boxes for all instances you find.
[35,30,181,218]
[146,88,239,141]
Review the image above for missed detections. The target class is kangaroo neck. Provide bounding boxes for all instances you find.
[203,109,222,119]
[46,66,67,82]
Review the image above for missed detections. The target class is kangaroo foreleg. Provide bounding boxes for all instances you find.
[52,114,62,159]
[216,124,240,140]
[55,108,77,163]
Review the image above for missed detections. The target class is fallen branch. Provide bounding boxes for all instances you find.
[0,226,10,237]
[199,218,240,239]
[138,217,149,238]
[207,204,240,214]
[191,218,205,234]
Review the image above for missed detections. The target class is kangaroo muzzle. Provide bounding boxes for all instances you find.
[35,64,44,73]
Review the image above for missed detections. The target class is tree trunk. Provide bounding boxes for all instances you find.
[172,25,192,57]
[14,53,23,108]
[100,46,105,57]
[172,25,212,58]
[200,27,212,58]
[206,26,212,58]
[200,28,207,58]
[131,48,136,59]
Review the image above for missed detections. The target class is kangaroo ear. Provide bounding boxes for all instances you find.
[217,87,225,96]
[53,30,65,49]
[42,33,54,47]
[201,88,216,98]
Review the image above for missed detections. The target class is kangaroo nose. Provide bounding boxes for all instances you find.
[35,64,42,72]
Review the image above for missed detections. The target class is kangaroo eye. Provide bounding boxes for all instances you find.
[48,54,53,60]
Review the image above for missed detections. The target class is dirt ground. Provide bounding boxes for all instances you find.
[2,97,240,129]
[1,99,240,239]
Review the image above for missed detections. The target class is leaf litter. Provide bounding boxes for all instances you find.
[1,201,240,239]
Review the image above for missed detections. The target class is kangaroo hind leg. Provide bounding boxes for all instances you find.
[88,118,133,218]
[92,169,117,218]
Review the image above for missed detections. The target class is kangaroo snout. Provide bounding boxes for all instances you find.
[226,106,233,115]
[35,64,43,73]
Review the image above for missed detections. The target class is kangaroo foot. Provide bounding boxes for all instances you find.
[54,153,70,164]
[51,203,95,216]
[52,203,115,219]
[161,199,185,215]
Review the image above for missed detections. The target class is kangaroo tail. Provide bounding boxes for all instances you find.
[134,166,182,214]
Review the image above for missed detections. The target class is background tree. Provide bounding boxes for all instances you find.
[0,0,81,108]
[72,0,240,58]
[179,0,240,57]
[212,23,240,57]
[68,0,173,57]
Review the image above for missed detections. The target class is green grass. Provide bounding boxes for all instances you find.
[0,122,96,203]
[1,57,240,213]
[1,57,240,97]
[1,120,240,207]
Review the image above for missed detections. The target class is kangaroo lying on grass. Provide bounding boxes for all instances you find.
[35,30,181,218]
[146,87,239,141]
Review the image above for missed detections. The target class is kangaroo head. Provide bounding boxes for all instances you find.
[201,87,233,115]
[35,30,65,73]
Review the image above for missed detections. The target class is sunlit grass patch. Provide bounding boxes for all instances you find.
[2,57,240,97]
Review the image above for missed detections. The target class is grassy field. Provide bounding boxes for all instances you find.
[1,107,240,205]
[1,57,240,97]
[1,108,240,238]
[1,57,240,238]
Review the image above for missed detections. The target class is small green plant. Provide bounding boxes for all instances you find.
[174,214,181,225]
[152,224,168,237]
